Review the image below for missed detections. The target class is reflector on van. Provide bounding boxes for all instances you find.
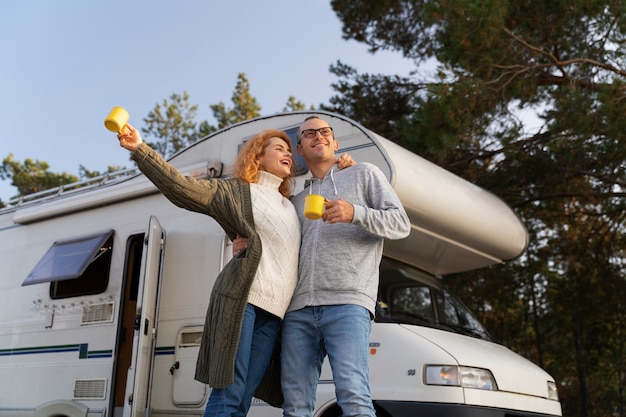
[22,230,114,286]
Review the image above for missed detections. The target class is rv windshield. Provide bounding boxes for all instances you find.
[377,257,495,342]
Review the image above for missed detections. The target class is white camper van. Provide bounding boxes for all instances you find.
[0,111,561,417]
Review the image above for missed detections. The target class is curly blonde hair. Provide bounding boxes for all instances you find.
[233,129,295,197]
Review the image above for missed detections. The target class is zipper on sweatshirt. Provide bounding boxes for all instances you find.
[304,170,339,306]
[306,177,324,306]
[307,216,322,305]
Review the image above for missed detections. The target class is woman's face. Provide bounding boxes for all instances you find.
[258,136,292,178]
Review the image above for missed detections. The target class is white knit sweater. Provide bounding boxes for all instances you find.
[247,171,300,319]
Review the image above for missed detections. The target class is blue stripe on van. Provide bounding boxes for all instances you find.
[0,343,112,358]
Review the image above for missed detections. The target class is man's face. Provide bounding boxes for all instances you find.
[297,118,338,162]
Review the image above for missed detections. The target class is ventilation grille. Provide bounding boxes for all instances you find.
[179,330,203,347]
[81,302,115,325]
[74,378,107,400]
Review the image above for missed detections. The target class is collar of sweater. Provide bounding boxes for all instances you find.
[256,170,284,191]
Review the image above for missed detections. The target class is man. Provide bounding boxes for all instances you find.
[281,115,410,417]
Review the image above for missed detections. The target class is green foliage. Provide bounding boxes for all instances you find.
[142,92,200,158]
[0,154,79,199]
[78,164,124,179]
[321,61,421,148]
[209,73,261,130]
[330,0,626,415]
[283,96,312,112]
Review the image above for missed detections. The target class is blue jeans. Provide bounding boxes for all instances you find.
[281,305,375,417]
[203,303,280,417]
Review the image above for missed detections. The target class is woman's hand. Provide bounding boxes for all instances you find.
[117,123,143,152]
[336,153,356,169]
[232,234,249,256]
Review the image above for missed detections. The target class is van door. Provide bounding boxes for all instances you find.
[124,216,165,417]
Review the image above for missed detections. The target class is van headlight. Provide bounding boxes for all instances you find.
[424,365,497,391]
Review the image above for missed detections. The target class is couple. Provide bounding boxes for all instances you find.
[116,115,410,417]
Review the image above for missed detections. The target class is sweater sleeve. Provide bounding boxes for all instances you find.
[131,142,218,214]
[131,143,255,244]
[351,164,411,240]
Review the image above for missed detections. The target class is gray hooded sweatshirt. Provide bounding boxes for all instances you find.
[289,162,411,316]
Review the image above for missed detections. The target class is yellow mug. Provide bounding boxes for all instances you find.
[104,106,129,133]
[304,194,325,220]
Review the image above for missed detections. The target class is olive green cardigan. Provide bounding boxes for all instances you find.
[132,143,282,406]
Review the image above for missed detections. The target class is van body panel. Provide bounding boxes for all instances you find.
[400,325,554,398]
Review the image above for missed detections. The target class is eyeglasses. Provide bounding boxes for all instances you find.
[300,127,333,140]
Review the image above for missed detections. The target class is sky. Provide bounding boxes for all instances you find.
[0,1,416,202]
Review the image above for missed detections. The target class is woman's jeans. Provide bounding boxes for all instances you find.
[281,304,376,417]
[203,303,279,417]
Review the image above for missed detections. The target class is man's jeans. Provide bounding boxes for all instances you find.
[281,305,375,417]
[203,303,279,417]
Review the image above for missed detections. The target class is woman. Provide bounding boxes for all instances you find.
[116,124,352,417]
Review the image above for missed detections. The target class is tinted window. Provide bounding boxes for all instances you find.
[21,230,113,299]
[377,257,494,341]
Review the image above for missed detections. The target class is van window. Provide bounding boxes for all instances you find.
[433,290,492,340]
[284,126,308,176]
[377,257,494,342]
[388,285,436,325]
[21,230,113,299]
